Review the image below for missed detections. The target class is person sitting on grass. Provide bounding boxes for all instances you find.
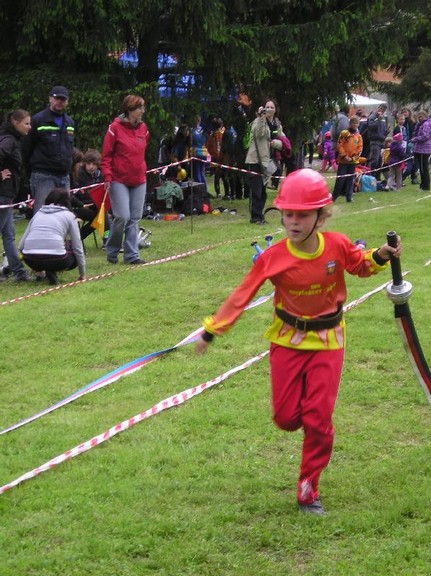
[195,168,401,516]
[19,187,86,285]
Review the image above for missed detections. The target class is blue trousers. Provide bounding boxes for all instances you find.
[0,195,28,279]
[106,182,146,263]
[30,172,70,214]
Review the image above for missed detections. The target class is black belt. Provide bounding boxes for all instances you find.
[275,306,343,332]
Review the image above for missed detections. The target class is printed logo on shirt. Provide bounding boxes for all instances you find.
[326,260,336,275]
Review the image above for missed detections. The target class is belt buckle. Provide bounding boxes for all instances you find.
[294,317,307,331]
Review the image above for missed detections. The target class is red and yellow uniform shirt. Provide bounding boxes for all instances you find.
[203,232,389,351]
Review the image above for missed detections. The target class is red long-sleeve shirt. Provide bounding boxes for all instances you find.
[203,232,389,351]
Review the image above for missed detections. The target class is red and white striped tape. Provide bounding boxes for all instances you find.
[0,277,395,495]
[0,154,418,211]
[0,240,237,307]
[0,351,269,494]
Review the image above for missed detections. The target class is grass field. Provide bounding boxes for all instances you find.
[0,173,430,575]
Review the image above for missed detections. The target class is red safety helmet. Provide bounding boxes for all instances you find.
[274,169,332,211]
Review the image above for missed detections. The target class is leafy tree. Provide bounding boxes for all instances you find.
[378,48,431,108]
[374,5,431,108]
[1,0,430,156]
[0,0,126,72]
[113,1,430,144]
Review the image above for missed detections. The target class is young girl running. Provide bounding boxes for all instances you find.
[196,168,401,515]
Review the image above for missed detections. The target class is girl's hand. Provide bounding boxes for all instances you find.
[195,337,209,356]
[0,169,11,181]
[378,236,402,260]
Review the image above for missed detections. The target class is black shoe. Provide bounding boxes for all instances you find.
[15,274,32,282]
[127,258,146,265]
[298,498,326,516]
[46,271,59,285]
[411,179,419,185]
[107,257,118,264]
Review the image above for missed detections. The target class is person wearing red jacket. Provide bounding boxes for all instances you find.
[101,94,150,264]
[195,169,402,515]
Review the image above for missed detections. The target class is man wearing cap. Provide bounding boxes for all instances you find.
[23,85,75,214]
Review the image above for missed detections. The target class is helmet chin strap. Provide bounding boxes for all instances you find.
[301,212,320,244]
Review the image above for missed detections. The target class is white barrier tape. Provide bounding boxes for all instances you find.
[0,275,396,495]
[0,198,33,210]
[1,226,285,308]
[0,240,238,307]
[0,351,269,495]
[1,155,418,210]
[322,156,414,181]
[0,292,274,436]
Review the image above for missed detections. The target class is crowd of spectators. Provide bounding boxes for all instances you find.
[1,84,430,283]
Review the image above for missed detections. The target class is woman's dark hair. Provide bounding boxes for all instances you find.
[5,109,30,124]
[72,147,83,165]
[264,98,279,115]
[45,188,72,210]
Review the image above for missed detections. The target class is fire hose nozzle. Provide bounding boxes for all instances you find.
[386,280,413,305]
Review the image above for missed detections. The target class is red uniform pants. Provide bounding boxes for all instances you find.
[269,344,345,505]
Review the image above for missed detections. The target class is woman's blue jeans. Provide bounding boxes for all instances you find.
[106,182,146,263]
[0,196,28,279]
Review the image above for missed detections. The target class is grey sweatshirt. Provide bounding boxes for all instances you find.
[19,205,86,276]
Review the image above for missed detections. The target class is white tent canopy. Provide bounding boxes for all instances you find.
[351,93,387,109]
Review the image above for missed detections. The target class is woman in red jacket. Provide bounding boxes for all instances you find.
[101,95,150,265]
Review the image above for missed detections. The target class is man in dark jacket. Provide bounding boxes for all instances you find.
[367,103,388,179]
[23,85,75,214]
[330,104,350,152]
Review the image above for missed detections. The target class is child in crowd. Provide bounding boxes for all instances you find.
[393,113,407,152]
[77,149,103,188]
[195,169,401,515]
[72,149,110,243]
[320,131,337,172]
[381,136,392,184]
[206,117,228,199]
[385,132,405,191]
[331,116,363,202]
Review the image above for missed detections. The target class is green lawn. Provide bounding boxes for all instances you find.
[0,175,430,575]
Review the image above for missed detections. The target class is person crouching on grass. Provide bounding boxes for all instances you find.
[195,168,401,515]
